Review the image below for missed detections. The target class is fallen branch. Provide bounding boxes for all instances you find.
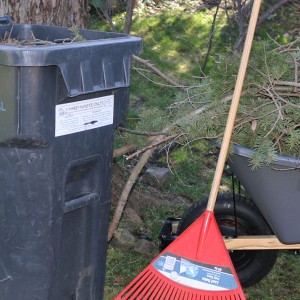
[108,93,234,240]
[108,142,161,241]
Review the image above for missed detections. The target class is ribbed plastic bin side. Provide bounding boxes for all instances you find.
[0,24,142,300]
[228,144,300,244]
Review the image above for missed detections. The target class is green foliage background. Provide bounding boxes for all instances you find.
[124,40,299,168]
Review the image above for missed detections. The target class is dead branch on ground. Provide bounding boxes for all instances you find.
[108,93,235,241]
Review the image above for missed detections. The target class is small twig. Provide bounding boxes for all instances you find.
[167,95,209,112]
[274,91,300,108]
[133,66,188,88]
[274,37,300,52]
[292,55,299,92]
[96,7,118,32]
[133,55,185,88]
[125,133,182,160]
[202,1,221,71]
[273,131,286,152]
[264,100,282,138]
[275,92,300,97]
[118,127,168,136]
[257,0,291,28]
[235,105,285,131]
[113,144,136,158]
[262,45,284,138]
[274,81,300,88]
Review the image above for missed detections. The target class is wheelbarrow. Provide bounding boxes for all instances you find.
[160,143,300,287]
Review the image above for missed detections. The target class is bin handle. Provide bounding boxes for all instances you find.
[0,16,13,24]
[64,193,99,213]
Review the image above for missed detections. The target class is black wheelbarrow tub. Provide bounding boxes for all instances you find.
[228,144,300,244]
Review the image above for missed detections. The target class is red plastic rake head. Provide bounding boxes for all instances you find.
[115,211,246,300]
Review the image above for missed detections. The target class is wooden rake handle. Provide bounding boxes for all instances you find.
[206,0,262,212]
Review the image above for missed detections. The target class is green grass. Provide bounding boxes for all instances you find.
[245,251,300,300]
[90,7,230,111]
[131,10,228,74]
[104,246,151,299]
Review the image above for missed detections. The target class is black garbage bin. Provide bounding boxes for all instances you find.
[0,24,142,300]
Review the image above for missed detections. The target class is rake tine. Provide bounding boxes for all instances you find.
[143,277,163,299]
[145,278,161,299]
[164,284,176,299]
[156,281,172,299]
[131,272,157,298]
[151,280,168,299]
[120,269,152,298]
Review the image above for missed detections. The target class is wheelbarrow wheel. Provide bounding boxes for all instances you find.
[177,193,278,287]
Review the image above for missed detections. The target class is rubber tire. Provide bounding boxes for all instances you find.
[177,193,278,287]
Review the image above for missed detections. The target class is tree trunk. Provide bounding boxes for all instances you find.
[234,0,292,51]
[0,0,90,28]
[123,0,135,34]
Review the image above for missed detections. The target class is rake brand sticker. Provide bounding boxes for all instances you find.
[55,95,114,137]
[153,252,238,291]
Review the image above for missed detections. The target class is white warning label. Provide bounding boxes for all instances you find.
[55,95,114,137]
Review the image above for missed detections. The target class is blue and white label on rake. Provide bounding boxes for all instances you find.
[153,252,238,291]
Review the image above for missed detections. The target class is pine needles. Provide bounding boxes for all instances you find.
[125,39,299,167]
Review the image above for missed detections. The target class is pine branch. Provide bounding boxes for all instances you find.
[109,40,300,239]
[108,93,234,240]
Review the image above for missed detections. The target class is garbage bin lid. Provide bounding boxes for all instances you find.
[0,24,142,96]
